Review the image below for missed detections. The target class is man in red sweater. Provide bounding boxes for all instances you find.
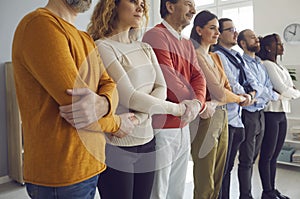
[143,0,206,198]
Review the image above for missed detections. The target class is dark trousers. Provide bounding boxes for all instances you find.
[98,138,156,199]
[258,112,287,192]
[238,109,265,199]
[220,125,245,199]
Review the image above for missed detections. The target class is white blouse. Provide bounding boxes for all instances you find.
[263,60,300,113]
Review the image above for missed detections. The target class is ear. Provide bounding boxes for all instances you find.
[196,26,202,36]
[240,40,246,48]
[166,1,175,14]
[265,46,271,52]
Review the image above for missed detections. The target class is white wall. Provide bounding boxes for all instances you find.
[254,0,300,119]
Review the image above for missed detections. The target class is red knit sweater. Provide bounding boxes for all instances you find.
[143,23,206,129]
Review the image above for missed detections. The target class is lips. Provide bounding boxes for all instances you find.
[186,14,193,20]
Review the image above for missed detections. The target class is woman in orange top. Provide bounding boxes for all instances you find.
[189,10,246,199]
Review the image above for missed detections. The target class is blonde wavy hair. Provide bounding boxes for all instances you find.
[87,0,149,41]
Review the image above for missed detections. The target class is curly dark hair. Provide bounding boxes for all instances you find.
[256,33,278,61]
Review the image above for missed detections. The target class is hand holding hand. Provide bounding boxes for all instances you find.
[59,88,109,129]
[181,99,201,123]
[178,103,187,116]
[199,101,218,119]
[239,93,255,107]
[113,113,139,138]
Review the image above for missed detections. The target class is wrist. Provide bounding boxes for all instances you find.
[97,96,109,118]
[248,92,254,100]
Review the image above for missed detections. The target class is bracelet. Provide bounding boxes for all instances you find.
[249,93,254,100]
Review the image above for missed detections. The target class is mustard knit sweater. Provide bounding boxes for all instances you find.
[12,8,120,186]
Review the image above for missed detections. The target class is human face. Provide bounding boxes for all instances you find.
[172,0,196,30]
[218,21,238,48]
[198,18,220,47]
[116,0,145,30]
[273,35,284,55]
[243,30,260,53]
[65,0,92,13]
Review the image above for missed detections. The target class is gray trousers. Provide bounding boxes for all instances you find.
[238,109,265,199]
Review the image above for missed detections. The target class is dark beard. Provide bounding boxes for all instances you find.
[66,0,91,13]
[246,43,260,53]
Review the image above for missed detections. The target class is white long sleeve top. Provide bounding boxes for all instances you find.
[96,39,183,146]
[263,60,300,113]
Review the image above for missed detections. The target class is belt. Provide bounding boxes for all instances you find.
[215,105,227,110]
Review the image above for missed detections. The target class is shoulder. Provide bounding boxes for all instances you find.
[214,51,229,61]
[262,60,275,68]
[143,24,170,42]
[95,39,113,50]
[209,52,220,60]
[133,40,154,57]
[134,40,152,49]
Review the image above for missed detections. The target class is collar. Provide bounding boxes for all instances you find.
[214,44,237,55]
[162,20,182,40]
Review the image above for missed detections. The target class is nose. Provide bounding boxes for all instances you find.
[190,4,196,14]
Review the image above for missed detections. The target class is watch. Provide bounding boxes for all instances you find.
[283,23,300,44]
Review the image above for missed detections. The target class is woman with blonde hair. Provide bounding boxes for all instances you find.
[87,0,186,198]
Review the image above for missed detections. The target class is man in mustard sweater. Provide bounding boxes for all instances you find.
[12,0,137,198]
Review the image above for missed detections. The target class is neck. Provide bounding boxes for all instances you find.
[164,17,183,34]
[199,43,210,53]
[45,0,77,24]
[244,50,255,58]
[266,54,277,63]
[218,41,232,50]
[110,29,131,43]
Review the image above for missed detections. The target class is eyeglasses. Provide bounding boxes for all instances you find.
[277,42,284,46]
[222,27,237,33]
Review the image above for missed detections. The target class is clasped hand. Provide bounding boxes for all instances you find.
[199,101,218,119]
[238,93,256,107]
[180,99,201,123]
[59,88,108,129]
[59,88,139,138]
[113,113,139,138]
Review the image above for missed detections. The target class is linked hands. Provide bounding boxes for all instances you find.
[113,113,139,138]
[59,88,109,129]
[199,101,218,119]
[59,88,138,138]
[181,99,201,124]
[238,93,256,107]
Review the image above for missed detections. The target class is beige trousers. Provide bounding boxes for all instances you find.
[191,108,228,199]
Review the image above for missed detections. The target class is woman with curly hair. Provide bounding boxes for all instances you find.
[87,1,186,199]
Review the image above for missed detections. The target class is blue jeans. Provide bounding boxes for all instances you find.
[26,175,99,199]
